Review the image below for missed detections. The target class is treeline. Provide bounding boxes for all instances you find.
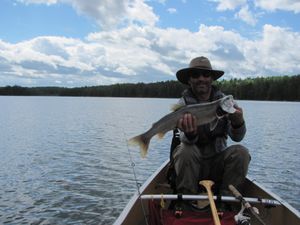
[217,75,300,101]
[0,81,184,98]
[0,75,299,101]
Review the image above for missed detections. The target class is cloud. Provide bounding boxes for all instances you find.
[1,22,300,87]
[211,0,247,11]
[167,8,177,14]
[1,1,300,87]
[125,0,158,26]
[254,0,300,13]
[210,0,258,26]
[211,0,299,26]
[235,5,257,26]
[212,0,300,13]
[0,37,96,86]
[255,25,300,74]
[17,0,159,29]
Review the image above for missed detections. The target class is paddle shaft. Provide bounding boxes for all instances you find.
[200,180,221,225]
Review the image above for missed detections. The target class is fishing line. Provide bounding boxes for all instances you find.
[123,130,149,225]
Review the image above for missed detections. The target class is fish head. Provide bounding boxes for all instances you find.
[220,95,236,114]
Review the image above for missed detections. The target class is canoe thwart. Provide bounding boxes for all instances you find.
[140,194,281,206]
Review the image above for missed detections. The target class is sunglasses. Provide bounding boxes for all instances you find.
[190,71,211,79]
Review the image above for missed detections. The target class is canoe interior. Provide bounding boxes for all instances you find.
[115,160,300,225]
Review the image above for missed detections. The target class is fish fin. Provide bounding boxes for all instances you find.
[209,118,219,131]
[128,134,150,158]
[171,103,184,111]
[157,132,165,139]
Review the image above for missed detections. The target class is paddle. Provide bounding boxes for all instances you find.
[229,184,267,225]
[199,180,221,225]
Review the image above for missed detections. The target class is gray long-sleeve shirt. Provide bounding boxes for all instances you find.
[179,87,246,158]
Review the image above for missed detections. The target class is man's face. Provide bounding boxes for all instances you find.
[188,71,213,96]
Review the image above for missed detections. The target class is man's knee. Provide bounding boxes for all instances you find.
[225,144,251,169]
[229,144,250,161]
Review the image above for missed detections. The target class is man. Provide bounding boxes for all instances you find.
[172,56,250,196]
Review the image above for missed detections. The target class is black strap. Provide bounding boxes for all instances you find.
[177,194,183,202]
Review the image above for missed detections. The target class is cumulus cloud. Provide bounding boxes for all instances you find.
[210,0,259,25]
[255,25,300,73]
[211,0,247,11]
[211,0,299,26]
[1,22,300,87]
[1,0,300,87]
[235,5,257,26]
[17,0,158,29]
[212,0,300,13]
[125,0,158,27]
[255,0,300,13]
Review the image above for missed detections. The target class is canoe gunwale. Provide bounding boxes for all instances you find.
[113,160,169,225]
[246,175,300,218]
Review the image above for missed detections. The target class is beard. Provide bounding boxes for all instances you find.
[192,80,212,95]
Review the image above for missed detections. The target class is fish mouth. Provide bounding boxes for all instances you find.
[220,95,236,114]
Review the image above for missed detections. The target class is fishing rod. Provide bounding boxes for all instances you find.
[124,131,149,225]
[229,184,268,225]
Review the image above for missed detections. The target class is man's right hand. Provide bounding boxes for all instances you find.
[177,113,198,136]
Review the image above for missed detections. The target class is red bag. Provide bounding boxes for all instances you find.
[148,200,236,225]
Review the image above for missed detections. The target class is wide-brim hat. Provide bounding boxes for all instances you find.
[176,56,224,84]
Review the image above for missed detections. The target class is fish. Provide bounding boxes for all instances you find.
[128,95,236,157]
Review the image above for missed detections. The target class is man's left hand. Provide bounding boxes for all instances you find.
[228,104,245,128]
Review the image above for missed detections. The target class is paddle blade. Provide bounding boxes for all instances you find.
[199,180,215,189]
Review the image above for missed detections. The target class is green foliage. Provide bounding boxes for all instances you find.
[215,75,300,101]
[0,75,299,101]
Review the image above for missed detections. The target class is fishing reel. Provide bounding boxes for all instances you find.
[234,204,254,225]
[235,213,251,225]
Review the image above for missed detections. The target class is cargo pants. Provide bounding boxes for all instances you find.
[172,143,251,194]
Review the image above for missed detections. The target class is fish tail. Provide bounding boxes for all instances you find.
[128,134,150,158]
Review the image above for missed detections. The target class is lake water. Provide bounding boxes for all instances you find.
[0,96,299,225]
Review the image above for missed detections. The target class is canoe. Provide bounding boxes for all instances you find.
[114,160,300,225]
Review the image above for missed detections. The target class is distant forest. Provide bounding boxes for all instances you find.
[1,75,300,101]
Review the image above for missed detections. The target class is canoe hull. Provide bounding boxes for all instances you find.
[115,160,300,225]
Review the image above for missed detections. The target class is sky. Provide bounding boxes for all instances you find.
[0,0,300,87]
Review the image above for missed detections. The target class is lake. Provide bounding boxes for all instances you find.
[0,96,299,225]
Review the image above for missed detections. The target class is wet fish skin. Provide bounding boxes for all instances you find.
[129,95,236,157]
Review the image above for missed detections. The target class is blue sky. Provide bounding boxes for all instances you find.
[0,0,300,87]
